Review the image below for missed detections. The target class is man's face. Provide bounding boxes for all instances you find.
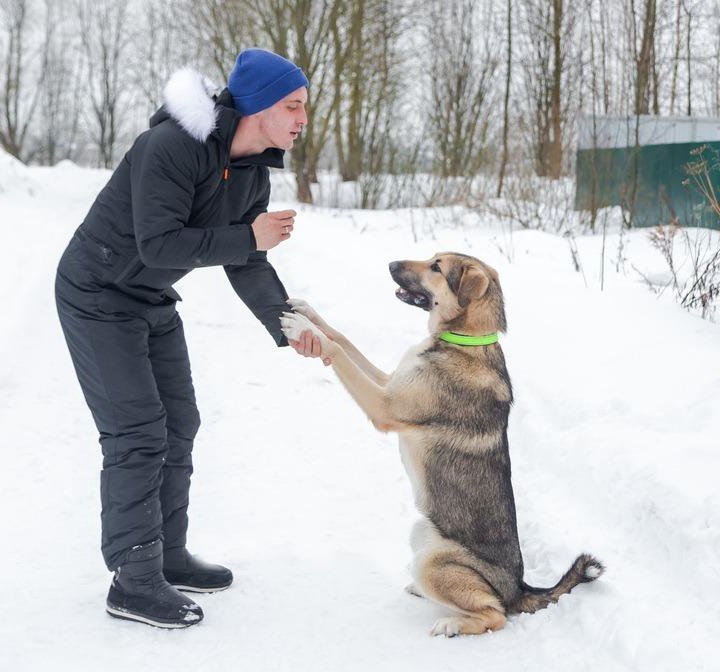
[258,86,308,150]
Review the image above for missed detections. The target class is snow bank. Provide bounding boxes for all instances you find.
[0,148,40,198]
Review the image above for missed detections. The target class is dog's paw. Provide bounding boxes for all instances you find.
[280,311,323,342]
[287,298,317,319]
[430,617,465,637]
[287,298,324,325]
[430,615,501,637]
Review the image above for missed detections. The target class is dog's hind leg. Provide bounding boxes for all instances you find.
[416,554,507,636]
[430,609,506,637]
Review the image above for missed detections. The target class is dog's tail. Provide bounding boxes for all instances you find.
[512,554,604,614]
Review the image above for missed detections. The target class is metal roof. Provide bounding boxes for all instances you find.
[577,115,720,150]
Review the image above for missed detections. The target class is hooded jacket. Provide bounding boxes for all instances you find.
[72,68,289,346]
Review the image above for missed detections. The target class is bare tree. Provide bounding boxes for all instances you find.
[582,0,600,229]
[598,1,611,114]
[331,0,361,182]
[332,0,405,187]
[713,1,720,114]
[426,0,500,178]
[76,0,132,168]
[497,0,512,197]
[0,0,41,161]
[251,0,342,203]
[129,1,185,116]
[140,0,349,203]
[632,0,656,115]
[178,0,259,81]
[519,0,577,178]
[665,0,715,117]
[35,0,84,164]
[668,0,682,113]
[547,0,564,178]
[682,0,693,115]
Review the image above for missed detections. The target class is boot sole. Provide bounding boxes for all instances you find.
[106,604,203,628]
[171,583,232,594]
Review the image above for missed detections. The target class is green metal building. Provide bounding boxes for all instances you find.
[575,115,720,229]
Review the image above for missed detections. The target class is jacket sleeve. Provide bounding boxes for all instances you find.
[130,129,256,269]
[224,178,289,347]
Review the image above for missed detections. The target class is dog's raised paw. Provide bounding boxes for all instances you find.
[287,298,322,324]
[286,297,309,311]
[280,311,322,342]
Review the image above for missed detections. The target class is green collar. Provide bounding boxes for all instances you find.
[439,331,499,346]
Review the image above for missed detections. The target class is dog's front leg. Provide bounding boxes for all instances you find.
[280,312,405,433]
[329,345,408,432]
[287,298,390,385]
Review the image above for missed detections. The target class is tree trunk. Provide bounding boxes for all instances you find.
[497,0,512,197]
[548,0,563,179]
[670,0,681,115]
[292,141,313,203]
[295,169,313,203]
[634,0,656,115]
[685,2,691,116]
[344,0,364,181]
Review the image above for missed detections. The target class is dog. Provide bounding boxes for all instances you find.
[280,252,603,637]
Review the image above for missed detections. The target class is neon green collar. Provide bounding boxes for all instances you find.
[439,331,499,346]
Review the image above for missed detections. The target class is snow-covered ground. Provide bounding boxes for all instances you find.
[1,155,719,671]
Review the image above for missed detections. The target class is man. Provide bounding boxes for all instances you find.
[55,48,311,628]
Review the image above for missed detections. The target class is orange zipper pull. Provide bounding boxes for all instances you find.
[223,167,230,180]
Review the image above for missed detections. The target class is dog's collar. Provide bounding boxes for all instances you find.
[439,331,499,346]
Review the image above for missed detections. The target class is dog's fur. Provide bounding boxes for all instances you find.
[281,252,603,637]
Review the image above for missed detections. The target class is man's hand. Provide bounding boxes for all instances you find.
[280,312,332,365]
[251,210,296,251]
[288,330,331,366]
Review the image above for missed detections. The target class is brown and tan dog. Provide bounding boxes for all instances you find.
[281,252,603,636]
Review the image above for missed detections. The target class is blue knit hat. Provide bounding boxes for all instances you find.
[227,48,309,116]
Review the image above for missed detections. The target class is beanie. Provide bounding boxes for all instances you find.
[227,48,309,116]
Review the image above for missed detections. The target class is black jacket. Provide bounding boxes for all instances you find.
[73,69,289,346]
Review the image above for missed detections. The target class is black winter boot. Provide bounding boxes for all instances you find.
[106,540,204,628]
[163,547,233,593]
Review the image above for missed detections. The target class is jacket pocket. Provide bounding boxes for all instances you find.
[75,229,120,283]
[77,229,116,263]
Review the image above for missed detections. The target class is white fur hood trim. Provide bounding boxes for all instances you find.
[162,67,220,142]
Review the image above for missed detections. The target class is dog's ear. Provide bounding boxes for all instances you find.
[455,266,490,308]
[482,263,500,284]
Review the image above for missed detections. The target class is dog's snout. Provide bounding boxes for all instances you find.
[389,261,401,274]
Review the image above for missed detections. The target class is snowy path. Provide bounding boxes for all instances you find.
[1,164,718,671]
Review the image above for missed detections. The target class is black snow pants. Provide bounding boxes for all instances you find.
[55,235,201,571]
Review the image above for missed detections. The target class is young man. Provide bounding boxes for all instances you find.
[55,49,309,628]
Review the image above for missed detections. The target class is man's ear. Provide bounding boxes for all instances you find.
[456,266,490,308]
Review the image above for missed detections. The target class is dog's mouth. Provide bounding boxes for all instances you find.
[390,262,433,311]
[395,286,432,310]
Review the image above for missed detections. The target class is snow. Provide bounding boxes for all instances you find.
[0,149,40,197]
[1,154,719,671]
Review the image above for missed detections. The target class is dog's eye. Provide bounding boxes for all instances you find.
[430,261,441,273]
